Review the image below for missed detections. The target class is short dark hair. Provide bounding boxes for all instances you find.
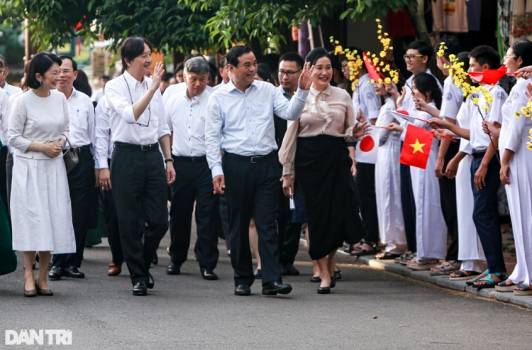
[457,51,470,71]
[511,40,532,68]
[226,46,253,67]
[27,52,62,89]
[59,55,78,71]
[469,45,500,69]
[305,47,331,66]
[120,36,152,71]
[407,40,434,60]
[279,52,304,70]
[413,73,442,109]
[256,63,274,83]
[73,69,92,97]
[174,62,184,75]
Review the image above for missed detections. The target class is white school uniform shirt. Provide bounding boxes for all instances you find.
[468,84,507,152]
[0,82,22,99]
[94,96,114,169]
[439,76,463,120]
[352,73,381,120]
[162,82,212,157]
[105,70,170,145]
[205,79,309,178]
[401,68,443,116]
[64,88,96,154]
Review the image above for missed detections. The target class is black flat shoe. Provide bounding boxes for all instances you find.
[262,282,292,296]
[234,284,251,296]
[333,270,342,281]
[132,282,148,296]
[310,276,321,283]
[200,268,218,281]
[62,266,85,279]
[48,266,62,281]
[317,286,331,294]
[166,262,181,275]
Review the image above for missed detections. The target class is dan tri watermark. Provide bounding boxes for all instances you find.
[4,329,72,346]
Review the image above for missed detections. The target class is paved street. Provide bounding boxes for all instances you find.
[1,237,531,350]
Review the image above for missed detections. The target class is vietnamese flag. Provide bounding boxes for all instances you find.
[400,124,433,169]
[363,52,383,81]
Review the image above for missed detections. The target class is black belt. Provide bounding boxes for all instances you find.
[472,149,487,157]
[224,151,276,164]
[172,155,206,162]
[68,144,91,152]
[114,141,159,152]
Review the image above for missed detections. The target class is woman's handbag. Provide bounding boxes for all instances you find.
[63,138,80,173]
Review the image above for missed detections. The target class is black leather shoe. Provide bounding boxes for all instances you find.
[62,266,85,279]
[200,268,218,281]
[166,263,181,275]
[317,286,331,294]
[147,273,155,289]
[234,284,251,296]
[48,266,62,281]
[262,281,292,296]
[132,282,148,296]
[281,264,300,276]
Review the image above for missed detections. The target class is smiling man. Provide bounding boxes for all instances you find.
[205,45,313,296]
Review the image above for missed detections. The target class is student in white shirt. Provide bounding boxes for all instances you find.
[162,57,219,280]
[0,55,23,98]
[105,36,175,296]
[49,56,98,281]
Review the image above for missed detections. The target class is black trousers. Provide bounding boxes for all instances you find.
[440,142,459,261]
[223,152,282,286]
[471,154,505,273]
[278,186,301,267]
[169,156,219,270]
[111,143,168,285]
[355,163,379,244]
[400,163,417,253]
[102,187,123,265]
[53,146,98,268]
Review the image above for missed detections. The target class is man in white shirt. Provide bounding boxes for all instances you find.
[205,45,312,296]
[0,90,9,208]
[0,56,23,98]
[162,57,219,280]
[105,36,175,296]
[49,56,98,281]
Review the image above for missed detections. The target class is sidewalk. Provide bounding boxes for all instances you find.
[345,253,532,310]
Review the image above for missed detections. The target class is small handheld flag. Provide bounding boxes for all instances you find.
[400,124,433,169]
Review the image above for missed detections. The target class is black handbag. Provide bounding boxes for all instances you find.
[63,138,80,173]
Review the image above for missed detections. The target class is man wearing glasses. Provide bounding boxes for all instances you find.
[205,46,313,296]
[105,36,175,296]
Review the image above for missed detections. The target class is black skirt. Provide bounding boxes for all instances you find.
[295,135,362,260]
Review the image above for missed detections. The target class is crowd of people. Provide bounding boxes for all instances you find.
[0,34,531,298]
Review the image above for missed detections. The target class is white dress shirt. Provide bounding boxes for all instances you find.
[469,84,507,151]
[163,83,211,157]
[105,71,170,145]
[0,90,9,145]
[94,97,114,169]
[439,76,463,120]
[65,88,95,151]
[0,83,22,99]
[205,79,309,178]
[7,90,69,159]
[352,73,382,120]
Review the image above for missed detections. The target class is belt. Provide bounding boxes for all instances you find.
[114,141,159,152]
[224,151,276,164]
[172,155,207,162]
[471,149,487,157]
[68,144,91,152]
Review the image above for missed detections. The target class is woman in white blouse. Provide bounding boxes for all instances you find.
[7,52,76,297]
[279,48,366,294]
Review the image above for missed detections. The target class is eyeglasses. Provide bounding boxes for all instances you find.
[279,69,301,77]
[403,54,425,61]
[123,75,151,127]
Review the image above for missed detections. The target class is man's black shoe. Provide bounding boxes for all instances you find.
[281,264,300,276]
[262,282,292,296]
[62,266,85,279]
[200,268,218,281]
[48,266,62,281]
[234,284,251,296]
[166,262,181,275]
[132,282,148,296]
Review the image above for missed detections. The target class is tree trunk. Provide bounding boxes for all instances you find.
[408,0,430,44]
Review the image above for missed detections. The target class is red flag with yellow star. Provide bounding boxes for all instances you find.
[400,124,433,169]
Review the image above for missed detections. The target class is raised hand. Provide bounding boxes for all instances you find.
[150,62,165,91]
[298,62,314,90]
[353,120,370,139]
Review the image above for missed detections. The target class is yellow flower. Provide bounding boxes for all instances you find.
[472,97,480,105]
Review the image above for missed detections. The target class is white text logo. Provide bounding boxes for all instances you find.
[4,329,72,346]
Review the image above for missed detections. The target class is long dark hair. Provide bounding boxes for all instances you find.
[413,72,442,109]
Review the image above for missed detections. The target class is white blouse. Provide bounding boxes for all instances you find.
[7,90,69,159]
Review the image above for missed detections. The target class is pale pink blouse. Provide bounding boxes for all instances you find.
[279,85,356,175]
